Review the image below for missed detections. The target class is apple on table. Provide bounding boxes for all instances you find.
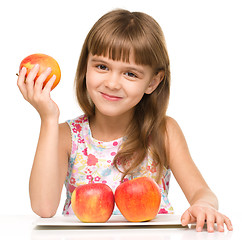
[71,183,115,223]
[115,177,161,222]
[71,177,161,223]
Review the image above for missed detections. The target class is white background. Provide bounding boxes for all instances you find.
[0,0,241,218]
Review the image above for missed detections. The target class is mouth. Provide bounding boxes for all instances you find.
[100,92,123,101]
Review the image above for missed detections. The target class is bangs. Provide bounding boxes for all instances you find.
[87,11,163,68]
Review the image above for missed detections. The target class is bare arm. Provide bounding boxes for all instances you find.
[17,65,70,217]
[166,117,217,207]
[29,121,70,217]
[165,117,232,232]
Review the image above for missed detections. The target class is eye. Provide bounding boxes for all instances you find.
[124,72,137,78]
[97,64,108,71]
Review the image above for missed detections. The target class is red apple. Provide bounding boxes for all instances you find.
[19,53,61,90]
[71,183,115,223]
[115,177,161,222]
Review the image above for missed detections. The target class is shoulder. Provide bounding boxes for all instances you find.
[165,116,178,129]
[66,114,88,131]
[59,122,71,136]
[165,116,183,139]
[164,116,189,163]
[59,114,87,157]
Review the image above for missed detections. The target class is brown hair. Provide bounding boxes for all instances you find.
[75,9,170,183]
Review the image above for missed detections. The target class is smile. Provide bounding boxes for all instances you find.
[100,92,123,101]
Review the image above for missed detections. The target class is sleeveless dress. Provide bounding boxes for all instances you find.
[63,114,174,215]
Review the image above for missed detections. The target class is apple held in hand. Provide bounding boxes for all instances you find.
[115,177,161,222]
[71,183,115,223]
[19,53,61,90]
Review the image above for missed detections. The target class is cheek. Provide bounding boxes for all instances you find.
[124,84,147,105]
[125,82,148,97]
[86,70,100,91]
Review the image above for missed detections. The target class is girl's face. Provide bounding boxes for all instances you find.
[86,53,162,119]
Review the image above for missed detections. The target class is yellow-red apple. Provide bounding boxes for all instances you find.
[71,183,115,223]
[19,53,61,90]
[115,177,161,222]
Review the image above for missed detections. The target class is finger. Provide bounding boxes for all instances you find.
[17,66,26,85]
[25,64,39,83]
[196,212,206,232]
[42,74,56,93]
[181,209,191,226]
[224,215,233,231]
[187,208,197,223]
[17,67,28,98]
[216,214,225,232]
[206,213,215,233]
[25,64,39,96]
[34,67,52,93]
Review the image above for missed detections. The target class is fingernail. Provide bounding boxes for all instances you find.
[209,226,214,232]
[220,225,224,232]
[197,227,202,232]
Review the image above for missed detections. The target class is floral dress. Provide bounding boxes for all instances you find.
[63,114,174,215]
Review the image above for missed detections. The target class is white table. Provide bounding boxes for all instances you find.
[0,213,240,240]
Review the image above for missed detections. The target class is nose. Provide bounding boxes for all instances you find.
[104,72,121,90]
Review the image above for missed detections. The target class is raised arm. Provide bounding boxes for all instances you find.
[17,65,70,217]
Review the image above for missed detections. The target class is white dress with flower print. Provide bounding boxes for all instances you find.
[63,115,174,215]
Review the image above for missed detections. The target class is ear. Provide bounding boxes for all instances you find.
[145,70,165,94]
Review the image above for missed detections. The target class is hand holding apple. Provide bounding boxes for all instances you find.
[71,183,115,223]
[17,53,61,120]
[115,177,161,222]
[18,53,61,90]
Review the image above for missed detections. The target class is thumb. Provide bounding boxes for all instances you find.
[181,209,191,226]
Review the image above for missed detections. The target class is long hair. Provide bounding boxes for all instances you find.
[75,9,171,183]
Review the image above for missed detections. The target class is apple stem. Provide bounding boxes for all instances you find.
[16,73,19,76]
[91,176,94,183]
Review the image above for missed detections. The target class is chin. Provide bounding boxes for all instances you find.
[95,106,133,119]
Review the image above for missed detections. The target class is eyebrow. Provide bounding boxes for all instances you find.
[90,57,145,75]
[91,58,108,65]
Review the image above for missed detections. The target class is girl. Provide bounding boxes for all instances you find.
[17,9,233,232]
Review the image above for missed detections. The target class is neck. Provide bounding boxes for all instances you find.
[89,111,133,142]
